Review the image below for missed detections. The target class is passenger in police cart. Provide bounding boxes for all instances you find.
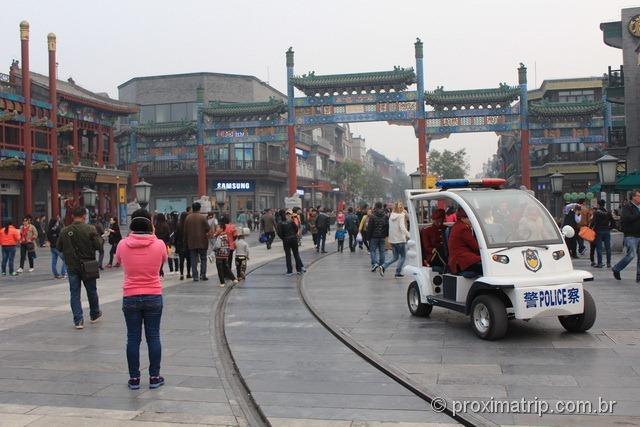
[404,178,596,340]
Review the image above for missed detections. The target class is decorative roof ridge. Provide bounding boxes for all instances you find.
[203,97,286,118]
[425,83,519,96]
[529,100,604,117]
[292,67,415,81]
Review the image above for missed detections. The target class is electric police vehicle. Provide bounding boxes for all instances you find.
[403,178,596,340]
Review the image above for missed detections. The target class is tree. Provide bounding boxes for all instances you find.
[390,172,411,201]
[328,160,364,202]
[361,169,389,202]
[428,149,470,179]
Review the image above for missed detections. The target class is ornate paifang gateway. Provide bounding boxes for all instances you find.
[203,97,287,121]
[425,84,521,111]
[290,67,416,96]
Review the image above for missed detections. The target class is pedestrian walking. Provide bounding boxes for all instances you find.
[345,207,359,252]
[307,208,318,247]
[562,205,581,259]
[576,198,591,256]
[167,213,180,275]
[17,215,38,273]
[380,202,410,278]
[613,189,640,282]
[184,202,211,281]
[106,217,122,268]
[219,215,238,271]
[47,216,67,279]
[366,202,389,273]
[260,209,276,249]
[1,221,20,276]
[174,212,191,280]
[34,215,46,247]
[154,213,171,278]
[335,223,347,253]
[114,208,167,390]
[358,208,371,252]
[57,206,103,329]
[212,226,237,287]
[91,215,106,270]
[591,200,614,268]
[315,208,331,253]
[277,209,305,275]
[235,228,249,280]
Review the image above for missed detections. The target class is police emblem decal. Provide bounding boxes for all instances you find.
[522,249,542,272]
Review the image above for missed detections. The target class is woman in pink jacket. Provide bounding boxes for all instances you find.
[115,209,167,390]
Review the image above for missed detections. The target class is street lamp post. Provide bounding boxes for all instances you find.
[549,172,564,222]
[82,187,97,218]
[596,154,619,211]
[215,188,227,217]
[410,168,423,190]
[134,180,152,210]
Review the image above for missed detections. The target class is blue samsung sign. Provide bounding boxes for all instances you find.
[213,180,255,192]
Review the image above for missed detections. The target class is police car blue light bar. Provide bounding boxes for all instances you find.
[436,178,506,189]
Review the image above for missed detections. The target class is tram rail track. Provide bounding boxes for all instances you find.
[297,253,498,427]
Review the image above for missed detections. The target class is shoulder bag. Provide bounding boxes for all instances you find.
[69,226,100,281]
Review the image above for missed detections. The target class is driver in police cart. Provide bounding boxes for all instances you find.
[447,207,483,276]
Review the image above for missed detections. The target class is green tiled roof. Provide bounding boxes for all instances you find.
[203,98,286,118]
[425,84,520,108]
[291,67,416,96]
[136,122,197,137]
[529,101,604,118]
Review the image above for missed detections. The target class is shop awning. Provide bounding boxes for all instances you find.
[587,170,640,192]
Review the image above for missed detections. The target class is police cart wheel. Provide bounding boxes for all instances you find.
[470,294,508,340]
[407,281,432,317]
[558,290,596,332]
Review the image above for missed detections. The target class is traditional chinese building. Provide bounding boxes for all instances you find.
[0,22,136,224]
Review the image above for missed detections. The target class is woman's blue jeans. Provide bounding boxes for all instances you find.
[1,246,16,274]
[383,243,407,274]
[122,295,163,378]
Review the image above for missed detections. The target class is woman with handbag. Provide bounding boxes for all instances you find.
[17,215,38,273]
[114,209,167,390]
[106,217,122,268]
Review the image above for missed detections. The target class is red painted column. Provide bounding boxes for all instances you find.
[96,125,104,167]
[418,118,427,176]
[197,145,206,197]
[72,119,79,164]
[108,127,115,166]
[110,184,117,217]
[48,33,60,218]
[20,21,33,215]
[287,125,296,196]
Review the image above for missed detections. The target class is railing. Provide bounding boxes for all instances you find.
[607,66,624,88]
[135,159,287,176]
[207,159,286,172]
[297,132,333,151]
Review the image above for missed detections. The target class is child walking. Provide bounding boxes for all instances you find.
[234,228,250,280]
[213,230,237,287]
[335,224,347,253]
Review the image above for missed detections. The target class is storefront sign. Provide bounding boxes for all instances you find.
[0,180,20,195]
[155,197,187,214]
[77,171,97,186]
[214,180,254,192]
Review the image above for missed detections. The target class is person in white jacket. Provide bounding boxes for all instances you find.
[380,202,410,278]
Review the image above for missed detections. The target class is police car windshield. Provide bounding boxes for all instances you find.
[456,190,562,248]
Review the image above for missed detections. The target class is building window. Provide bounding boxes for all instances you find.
[560,143,569,153]
[140,105,155,123]
[186,103,197,121]
[558,89,595,103]
[170,103,188,122]
[156,104,170,123]
[234,143,254,162]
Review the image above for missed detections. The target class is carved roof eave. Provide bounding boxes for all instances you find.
[203,99,287,120]
[425,85,520,110]
[115,123,197,139]
[291,68,416,96]
[529,101,604,119]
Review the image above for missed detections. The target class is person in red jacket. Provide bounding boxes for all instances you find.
[420,209,447,267]
[448,208,483,275]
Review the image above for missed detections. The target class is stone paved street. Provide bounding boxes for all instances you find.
[0,236,292,427]
[303,248,640,426]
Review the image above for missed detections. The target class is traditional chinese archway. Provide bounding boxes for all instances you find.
[198,39,611,198]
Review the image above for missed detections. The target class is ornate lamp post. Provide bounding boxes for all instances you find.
[134,180,152,210]
[82,187,97,218]
[410,168,423,190]
[549,172,564,221]
[596,155,619,211]
[215,188,227,216]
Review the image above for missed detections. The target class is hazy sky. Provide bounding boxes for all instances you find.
[2,0,636,175]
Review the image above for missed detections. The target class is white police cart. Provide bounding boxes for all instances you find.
[403,179,596,340]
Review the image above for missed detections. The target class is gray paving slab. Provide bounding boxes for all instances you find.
[303,250,640,426]
[225,249,454,424]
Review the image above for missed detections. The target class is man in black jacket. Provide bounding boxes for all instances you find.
[277,209,305,275]
[591,199,614,268]
[315,208,331,253]
[613,189,640,282]
[345,207,359,252]
[366,202,389,275]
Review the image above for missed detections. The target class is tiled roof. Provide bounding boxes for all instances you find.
[18,70,138,114]
[202,98,286,118]
[529,100,604,118]
[118,122,197,138]
[291,67,416,96]
[425,84,520,108]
